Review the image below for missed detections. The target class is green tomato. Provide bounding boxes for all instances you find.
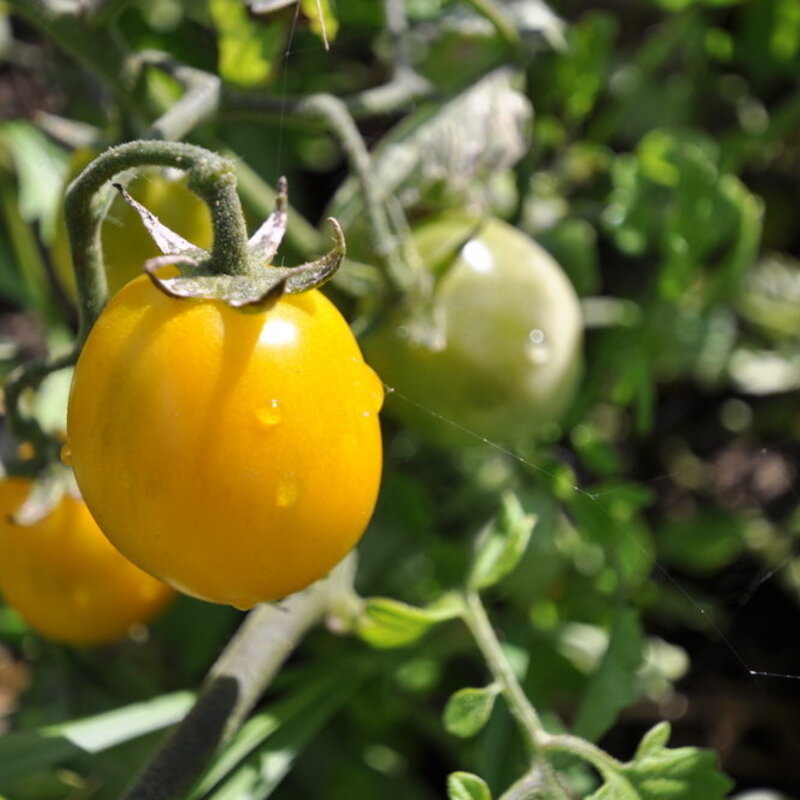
[363,214,583,447]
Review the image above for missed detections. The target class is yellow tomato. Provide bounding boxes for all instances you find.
[0,478,173,646]
[51,159,213,298]
[66,276,384,608]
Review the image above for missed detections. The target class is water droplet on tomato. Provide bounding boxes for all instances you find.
[360,366,385,414]
[526,329,551,364]
[230,597,252,611]
[257,399,282,428]
[60,444,73,466]
[276,474,301,508]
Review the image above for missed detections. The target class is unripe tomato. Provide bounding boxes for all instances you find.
[51,159,213,298]
[66,277,383,608]
[0,478,173,645]
[363,215,583,447]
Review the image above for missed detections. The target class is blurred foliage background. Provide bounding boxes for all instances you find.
[1,0,800,798]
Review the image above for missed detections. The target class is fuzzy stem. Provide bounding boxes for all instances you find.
[64,141,249,336]
[294,94,410,291]
[2,348,80,470]
[121,557,354,800]
[383,0,412,74]
[133,51,222,141]
[461,590,543,755]
[463,0,522,57]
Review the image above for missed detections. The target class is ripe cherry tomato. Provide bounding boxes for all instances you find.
[363,214,583,447]
[0,478,173,645]
[52,158,213,298]
[66,277,384,608]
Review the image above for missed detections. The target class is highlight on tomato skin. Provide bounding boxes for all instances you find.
[0,477,174,646]
[66,276,384,609]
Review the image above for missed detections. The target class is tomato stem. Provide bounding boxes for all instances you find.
[121,555,357,800]
[460,589,543,755]
[64,141,251,337]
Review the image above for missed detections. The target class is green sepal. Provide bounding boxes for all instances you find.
[145,218,345,308]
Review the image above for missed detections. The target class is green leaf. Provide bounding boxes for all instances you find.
[357,596,460,648]
[469,492,536,590]
[625,744,733,799]
[190,674,357,799]
[634,722,672,759]
[325,68,532,236]
[443,686,498,738]
[0,692,194,789]
[210,0,288,86]
[589,722,734,800]
[572,609,645,742]
[0,121,69,242]
[586,773,639,800]
[447,771,492,800]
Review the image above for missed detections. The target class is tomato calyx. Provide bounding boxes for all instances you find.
[116,177,346,308]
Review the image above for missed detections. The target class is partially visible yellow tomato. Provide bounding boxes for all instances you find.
[0,478,174,646]
[51,153,213,298]
[66,276,384,609]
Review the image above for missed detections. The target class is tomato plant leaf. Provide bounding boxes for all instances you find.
[189,674,357,799]
[0,692,194,789]
[587,723,733,800]
[210,0,288,87]
[469,491,536,590]
[447,771,492,800]
[325,68,532,235]
[571,608,644,742]
[357,596,460,648]
[443,685,498,738]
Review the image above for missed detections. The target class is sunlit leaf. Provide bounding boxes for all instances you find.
[443,686,498,738]
[447,771,492,800]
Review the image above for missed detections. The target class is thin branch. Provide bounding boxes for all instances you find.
[461,590,543,755]
[383,0,412,74]
[3,348,79,470]
[122,556,355,800]
[294,94,408,290]
[222,68,433,121]
[463,0,522,57]
[133,51,222,141]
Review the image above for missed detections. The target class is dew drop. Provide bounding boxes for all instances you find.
[276,473,301,508]
[361,366,385,414]
[256,399,282,428]
[60,443,73,466]
[526,329,551,365]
